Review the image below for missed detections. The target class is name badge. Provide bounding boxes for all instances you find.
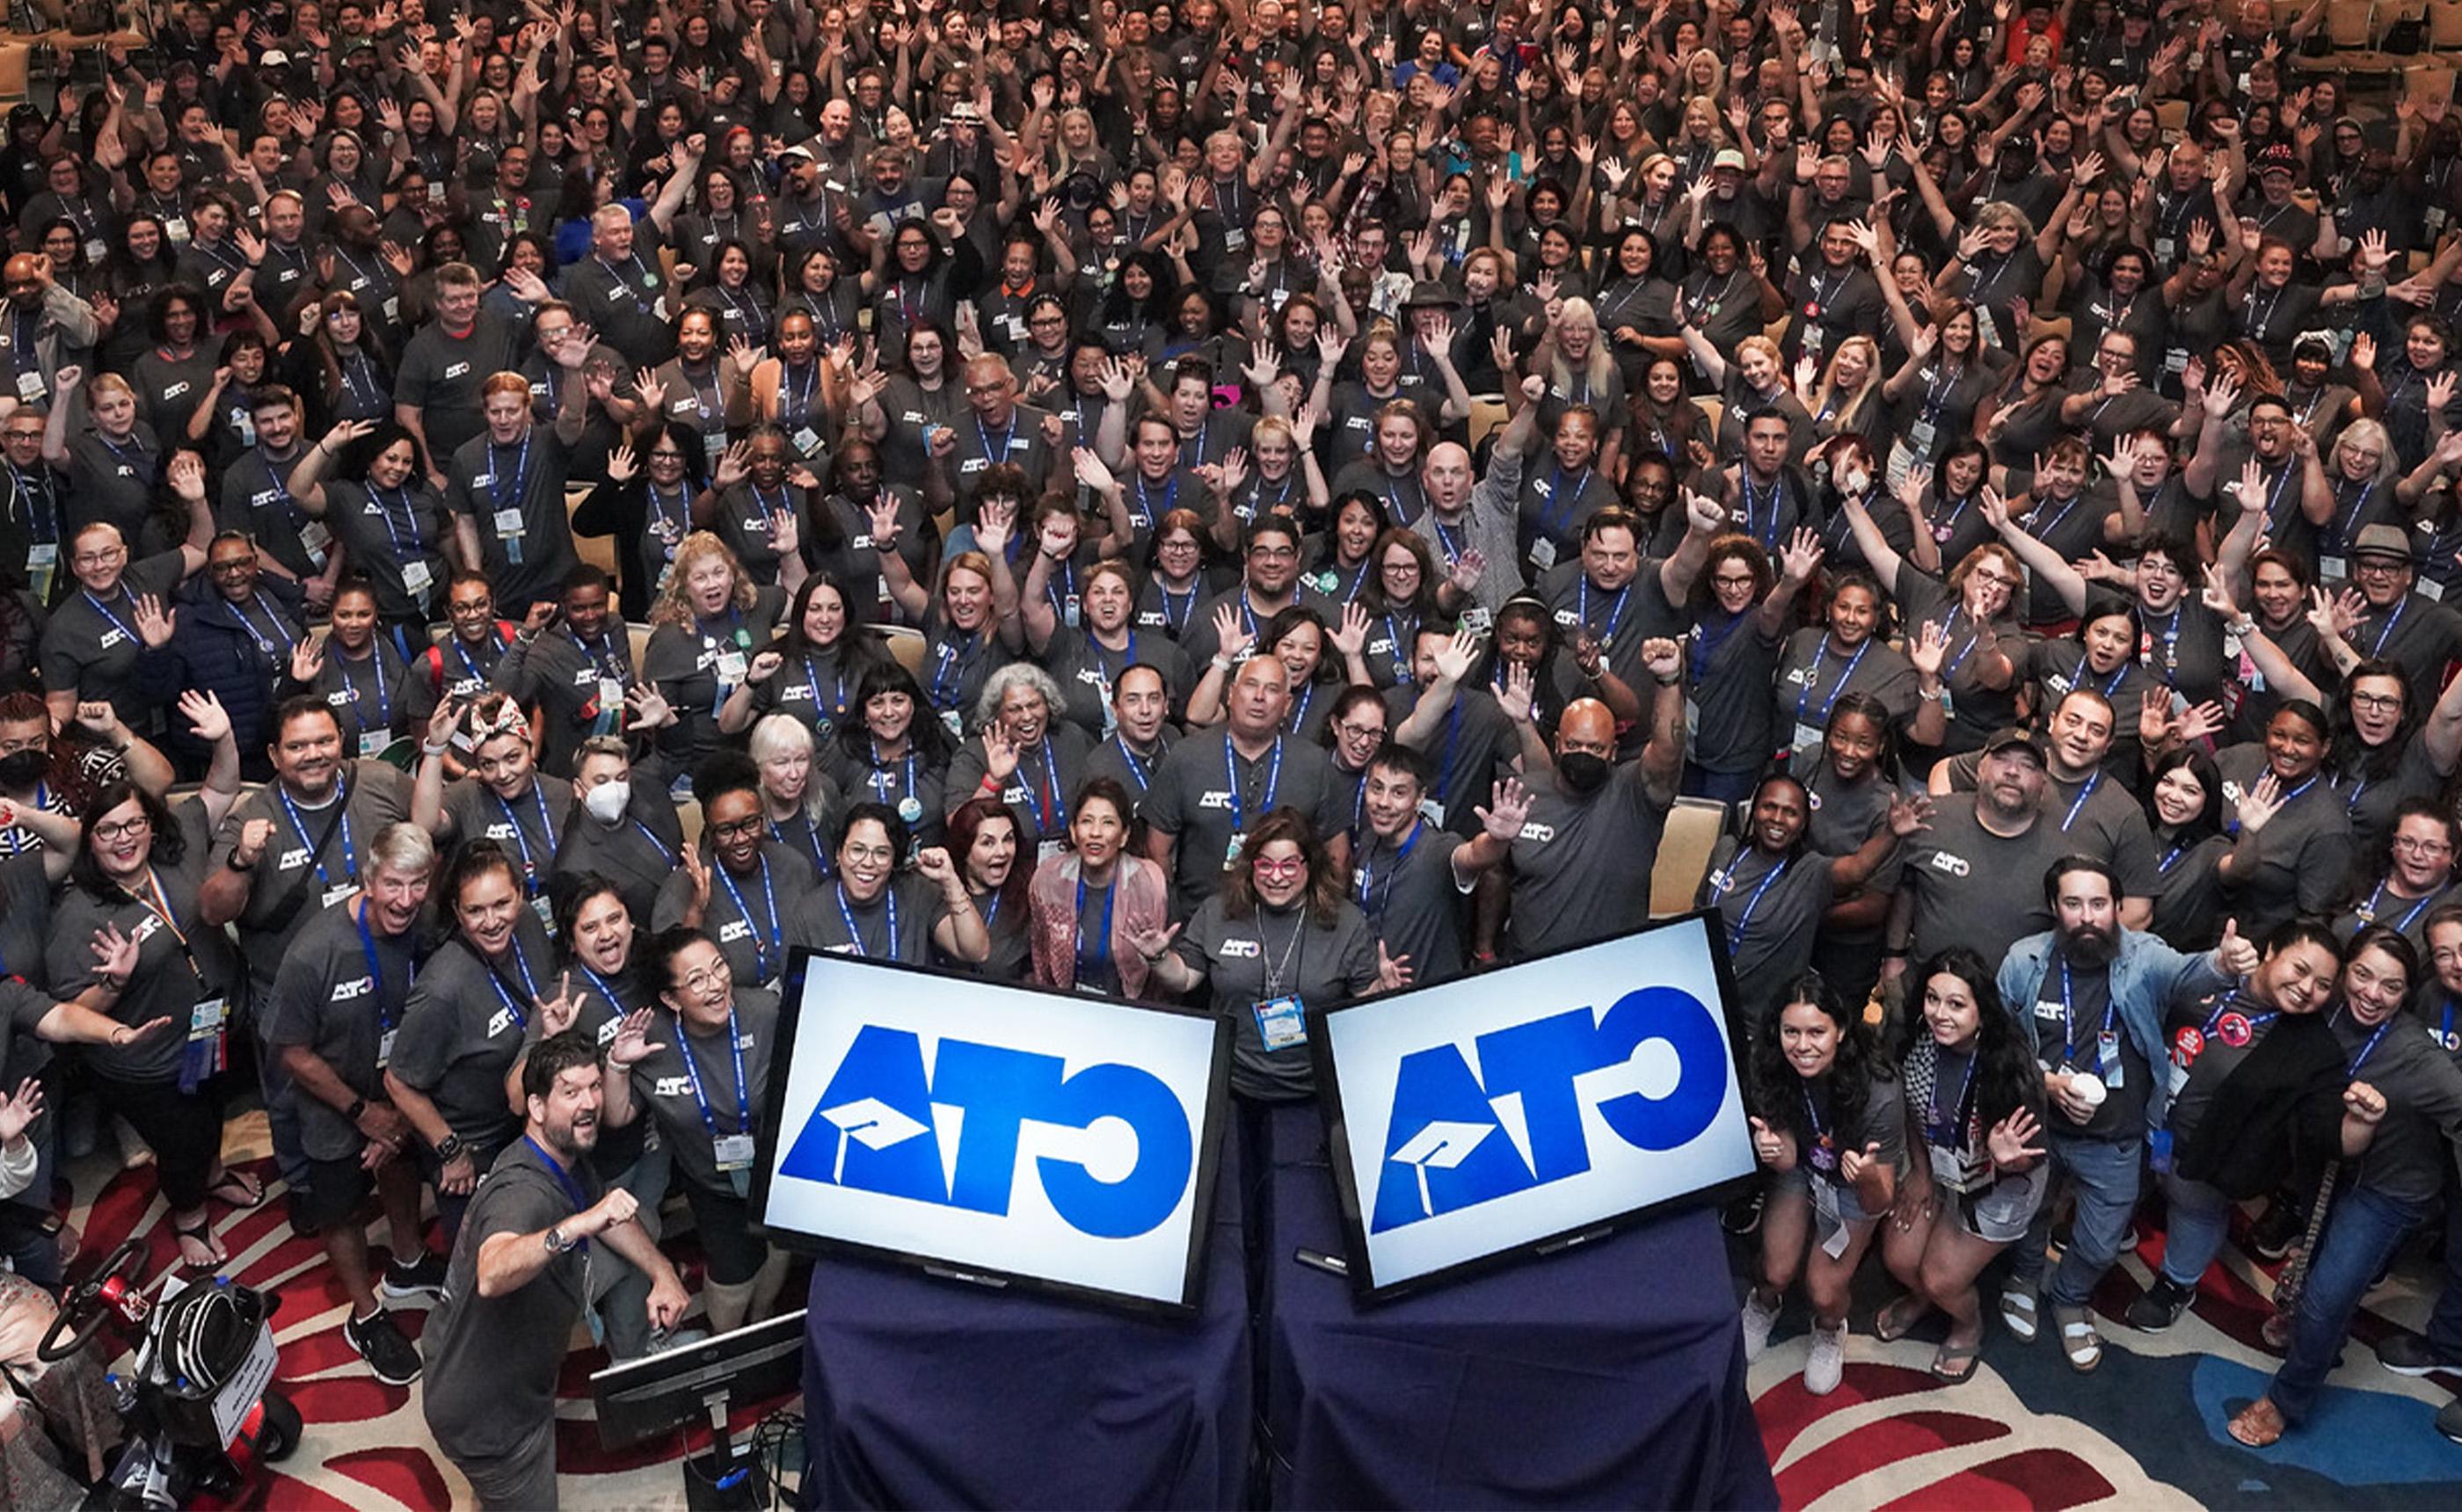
[12,372,39,402]
[492,507,526,536]
[1253,994,1307,1051]
[377,1025,397,1068]
[403,559,433,598]
[358,731,388,758]
[1529,537,1557,571]
[1038,838,1068,866]
[189,997,229,1041]
[715,651,748,684]
[323,883,359,909]
[714,1131,755,1170]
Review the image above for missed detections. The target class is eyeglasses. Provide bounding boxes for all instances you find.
[2395,834,2455,854]
[1973,571,2025,589]
[1250,855,1307,877]
[91,815,150,842]
[711,817,766,839]
[1249,544,1299,560]
[678,964,732,992]
[1712,572,1758,588]
[965,382,1011,397]
[208,557,254,576]
[72,546,125,568]
[2349,690,2404,713]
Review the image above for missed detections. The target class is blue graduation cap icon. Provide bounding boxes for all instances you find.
[817,1097,929,1185]
[1388,1119,1496,1220]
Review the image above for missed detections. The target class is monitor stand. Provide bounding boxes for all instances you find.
[682,1391,770,1512]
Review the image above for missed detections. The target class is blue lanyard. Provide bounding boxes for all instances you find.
[7,465,53,541]
[1540,466,1588,537]
[2370,597,2408,658]
[371,484,423,557]
[1431,515,1466,564]
[676,1002,752,1145]
[1925,1050,1978,1144]
[2203,987,2277,1038]
[1133,472,1176,528]
[1578,576,1631,645]
[1383,613,1417,684]
[1074,874,1116,977]
[451,634,499,687]
[2159,837,2193,873]
[834,880,898,959]
[577,963,629,1018]
[230,595,295,661]
[1795,635,1871,727]
[717,854,782,978]
[81,588,136,645]
[2060,771,2101,833]
[523,1134,592,1254]
[1432,699,1464,803]
[1161,584,1197,634]
[869,741,918,804]
[278,784,356,890]
[1224,735,1282,830]
[803,653,844,719]
[1938,606,1981,676]
[2343,1007,2394,1078]
[336,647,392,727]
[1723,853,1791,949]
[977,413,1016,465]
[2057,956,2116,1068]
[488,431,531,512]
[1018,738,1061,830]
[1357,818,1422,920]
[1739,473,1781,549]
[1112,734,1155,792]
[479,935,542,1023]
[771,814,830,876]
[353,904,410,1029]
[2072,647,2126,697]
[492,782,556,894]
[2363,877,2437,933]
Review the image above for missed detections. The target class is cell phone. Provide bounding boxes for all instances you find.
[1293,1247,1349,1276]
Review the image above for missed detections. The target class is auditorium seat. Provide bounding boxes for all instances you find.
[1650,797,1729,920]
[878,623,927,677]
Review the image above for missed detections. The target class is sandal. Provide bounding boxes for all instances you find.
[2054,1305,2103,1373]
[205,1169,266,1210]
[1875,1292,1931,1342]
[2228,1396,2288,1448]
[171,1218,222,1272]
[2000,1283,2041,1343]
[1931,1337,1984,1384]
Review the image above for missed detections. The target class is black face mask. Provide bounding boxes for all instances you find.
[0,750,45,789]
[1558,751,1612,795]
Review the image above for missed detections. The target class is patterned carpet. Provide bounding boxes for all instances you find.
[47,1115,2462,1509]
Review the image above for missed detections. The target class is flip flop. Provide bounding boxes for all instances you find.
[2228,1397,2288,1448]
[206,1169,266,1210]
[1876,1292,1930,1342]
[171,1217,222,1273]
[1931,1338,1984,1384]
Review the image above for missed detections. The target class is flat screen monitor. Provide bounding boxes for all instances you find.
[751,949,1233,1316]
[1308,912,1756,1301]
[589,1309,807,1449]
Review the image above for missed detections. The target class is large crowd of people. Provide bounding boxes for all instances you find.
[0,0,2458,1497]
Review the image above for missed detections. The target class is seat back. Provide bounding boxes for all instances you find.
[1650,797,1731,919]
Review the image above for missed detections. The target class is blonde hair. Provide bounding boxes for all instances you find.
[1810,336,1884,431]
[1548,297,1615,396]
[648,531,757,628]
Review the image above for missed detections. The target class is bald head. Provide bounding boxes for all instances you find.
[1424,441,1473,514]
[1227,653,1292,740]
[1557,698,1616,757]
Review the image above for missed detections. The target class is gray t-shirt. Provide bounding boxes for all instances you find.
[210,763,417,992]
[1898,801,2068,970]
[1142,733,1351,915]
[47,799,233,1084]
[2214,743,2354,941]
[1176,894,1380,1101]
[264,901,420,1162]
[1701,838,1837,1020]
[652,841,823,990]
[1352,820,1472,987]
[625,988,780,1196]
[421,1138,599,1459]
[389,918,556,1158]
[1506,758,1672,959]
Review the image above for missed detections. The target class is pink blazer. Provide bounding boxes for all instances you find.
[1026,852,1173,999]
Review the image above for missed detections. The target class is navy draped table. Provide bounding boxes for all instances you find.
[798,1133,1253,1510]
[797,1102,1775,1509]
[1259,1105,1777,1510]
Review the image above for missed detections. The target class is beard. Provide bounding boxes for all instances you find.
[2065,925,2117,967]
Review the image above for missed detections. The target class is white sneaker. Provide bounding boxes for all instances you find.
[1805,1321,1846,1396]
[1741,1290,1780,1361]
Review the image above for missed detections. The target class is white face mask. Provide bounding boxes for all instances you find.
[582,779,630,823]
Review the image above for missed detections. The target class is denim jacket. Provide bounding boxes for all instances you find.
[1997,928,2233,1138]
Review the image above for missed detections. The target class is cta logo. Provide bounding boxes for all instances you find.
[780,1025,1195,1239]
[1368,986,1727,1232]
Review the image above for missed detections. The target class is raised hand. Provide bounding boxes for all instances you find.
[1887,791,1934,837]
[132,592,175,649]
[534,970,580,1036]
[2217,916,2259,976]
[0,1079,42,1145]
[1330,600,1369,658]
[1477,776,1533,841]
[1374,941,1413,993]
[1212,600,1256,664]
[178,688,231,745]
[982,718,1021,782]
[1778,527,1824,584]
[2236,769,2285,833]
[608,1007,665,1068]
[1986,1107,2046,1167]
[1909,617,1949,679]
[1747,1114,1796,1170]
[1432,627,1480,685]
[1498,660,1539,724]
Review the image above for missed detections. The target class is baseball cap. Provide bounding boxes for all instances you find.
[1981,727,2047,764]
[1712,148,1747,172]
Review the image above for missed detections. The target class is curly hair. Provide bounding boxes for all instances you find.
[647,531,758,628]
[1219,808,1347,927]
[1750,971,1883,1152]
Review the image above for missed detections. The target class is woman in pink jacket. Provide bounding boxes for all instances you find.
[1027,777,1173,999]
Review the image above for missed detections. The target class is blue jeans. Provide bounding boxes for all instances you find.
[2010,1129,2143,1307]
[2159,1167,2236,1289]
[2272,1182,2430,1422]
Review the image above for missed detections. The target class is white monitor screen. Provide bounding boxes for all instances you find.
[753,951,1233,1314]
[1309,912,1757,1298]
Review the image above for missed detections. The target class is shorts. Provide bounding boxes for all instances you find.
[1773,1163,1882,1226]
[683,1181,768,1286]
[1951,1160,2051,1245]
[301,1152,378,1232]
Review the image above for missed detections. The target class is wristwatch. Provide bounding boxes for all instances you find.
[343,1097,367,1124]
[435,1133,464,1162]
[545,1225,574,1254]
